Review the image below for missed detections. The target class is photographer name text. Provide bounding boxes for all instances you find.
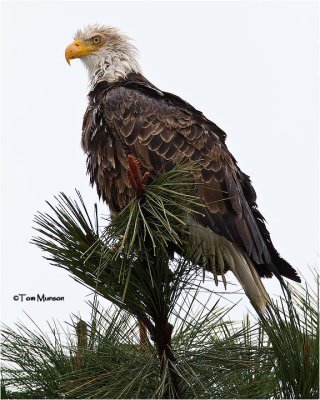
[13,294,65,302]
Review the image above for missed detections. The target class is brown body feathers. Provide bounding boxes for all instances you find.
[82,73,300,284]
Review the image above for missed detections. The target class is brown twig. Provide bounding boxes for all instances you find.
[138,320,148,352]
[137,313,180,398]
[74,320,88,370]
[153,318,181,399]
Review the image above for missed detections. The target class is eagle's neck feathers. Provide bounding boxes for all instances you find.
[82,44,142,88]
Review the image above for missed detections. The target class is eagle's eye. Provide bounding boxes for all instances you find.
[93,36,100,44]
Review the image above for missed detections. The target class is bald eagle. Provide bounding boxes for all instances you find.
[65,25,300,311]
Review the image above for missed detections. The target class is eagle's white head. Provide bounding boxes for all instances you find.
[65,24,142,87]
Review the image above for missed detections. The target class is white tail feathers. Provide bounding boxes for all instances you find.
[187,217,269,312]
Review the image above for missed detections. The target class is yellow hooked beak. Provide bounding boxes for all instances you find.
[65,40,94,65]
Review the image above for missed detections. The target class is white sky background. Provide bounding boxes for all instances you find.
[1,1,319,333]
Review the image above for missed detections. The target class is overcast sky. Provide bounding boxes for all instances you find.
[1,1,319,332]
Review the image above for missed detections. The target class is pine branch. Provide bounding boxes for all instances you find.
[30,162,204,397]
[20,161,319,398]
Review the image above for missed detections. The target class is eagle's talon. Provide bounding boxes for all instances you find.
[141,172,150,186]
[126,155,149,198]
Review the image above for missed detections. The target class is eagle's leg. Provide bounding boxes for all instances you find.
[126,155,150,198]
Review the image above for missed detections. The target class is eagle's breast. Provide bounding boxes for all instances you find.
[82,97,132,212]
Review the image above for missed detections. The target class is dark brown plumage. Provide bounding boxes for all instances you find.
[81,73,300,285]
[64,24,302,311]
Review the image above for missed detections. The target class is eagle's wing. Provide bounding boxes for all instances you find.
[101,84,299,283]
